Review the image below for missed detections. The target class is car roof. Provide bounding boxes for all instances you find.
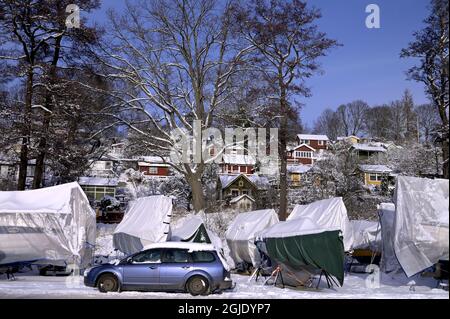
[142,241,217,252]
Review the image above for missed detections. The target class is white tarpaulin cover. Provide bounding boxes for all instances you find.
[288,198,354,251]
[169,214,231,270]
[378,203,402,273]
[113,195,172,255]
[259,217,339,239]
[394,176,449,277]
[351,220,381,250]
[226,209,279,266]
[0,183,96,268]
[170,215,207,242]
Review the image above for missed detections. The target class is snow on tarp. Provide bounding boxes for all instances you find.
[288,197,354,251]
[113,195,172,255]
[225,209,279,267]
[378,203,402,273]
[169,215,209,243]
[393,176,449,277]
[351,220,381,251]
[0,182,96,268]
[259,217,340,239]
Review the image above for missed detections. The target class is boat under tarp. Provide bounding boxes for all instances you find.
[113,195,172,255]
[258,217,345,286]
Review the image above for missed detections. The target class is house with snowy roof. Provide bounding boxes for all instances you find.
[137,156,171,177]
[351,143,387,161]
[287,164,313,187]
[217,174,269,204]
[337,135,361,144]
[287,134,330,165]
[229,194,255,211]
[77,176,120,202]
[220,154,256,175]
[358,165,396,188]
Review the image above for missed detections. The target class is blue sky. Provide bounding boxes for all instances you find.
[87,0,431,126]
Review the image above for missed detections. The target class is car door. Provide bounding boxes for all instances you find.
[159,249,193,290]
[122,249,162,290]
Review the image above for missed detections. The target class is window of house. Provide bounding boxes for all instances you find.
[318,140,324,146]
[300,139,310,145]
[240,166,246,173]
[233,165,239,172]
[242,189,249,195]
[148,167,158,175]
[231,189,239,197]
[238,180,244,187]
[369,173,379,181]
[82,186,116,201]
[105,161,113,170]
[296,151,312,158]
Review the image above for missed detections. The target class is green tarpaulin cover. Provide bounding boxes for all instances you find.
[265,230,345,285]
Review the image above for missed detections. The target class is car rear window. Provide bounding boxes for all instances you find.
[190,251,216,263]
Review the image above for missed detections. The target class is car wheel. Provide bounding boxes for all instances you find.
[97,274,119,293]
[186,276,210,296]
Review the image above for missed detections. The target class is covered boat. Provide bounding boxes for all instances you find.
[226,209,279,267]
[393,176,449,277]
[113,195,172,255]
[259,217,345,286]
[288,197,354,251]
[377,203,401,273]
[0,183,96,268]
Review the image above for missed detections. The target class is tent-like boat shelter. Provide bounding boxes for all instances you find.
[226,209,279,267]
[288,197,354,252]
[0,182,96,268]
[259,217,345,286]
[113,195,172,255]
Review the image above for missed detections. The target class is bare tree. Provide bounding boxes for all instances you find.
[93,0,250,211]
[416,103,441,144]
[401,0,449,178]
[364,105,392,140]
[313,108,342,140]
[230,0,337,221]
[336,100,369,137]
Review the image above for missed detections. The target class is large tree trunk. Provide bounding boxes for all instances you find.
[188,174,206,212]
[32,115,50,189]
[17,67,34,190]
[278,81,288,221]
[33,36,62,189]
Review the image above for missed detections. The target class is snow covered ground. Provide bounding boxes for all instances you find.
[1,224,447,299]
[0,271,447,299]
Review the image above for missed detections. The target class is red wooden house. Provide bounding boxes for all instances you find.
[138,156,171,177]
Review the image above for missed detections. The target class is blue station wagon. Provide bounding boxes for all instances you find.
[84,242,233,296]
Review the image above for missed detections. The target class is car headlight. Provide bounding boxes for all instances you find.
[83,268,93,277]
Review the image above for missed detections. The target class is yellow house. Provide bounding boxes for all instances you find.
[359,165,393,187]
[287,164,312,187]
[337,135,360,144]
